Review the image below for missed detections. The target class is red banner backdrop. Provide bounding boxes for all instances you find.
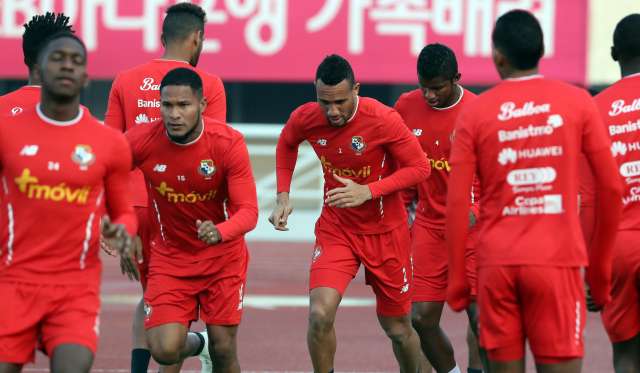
[0,0,586,85]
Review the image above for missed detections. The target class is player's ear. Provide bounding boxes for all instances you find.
[199,96,207,114]
[160,34,166,48]
[352,83,360,96]
[452,72,462,85]
[611,46,619,62]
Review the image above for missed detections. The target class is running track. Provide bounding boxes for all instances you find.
[25,242,613,373]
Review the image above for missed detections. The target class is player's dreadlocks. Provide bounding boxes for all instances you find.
[23,12,74,69]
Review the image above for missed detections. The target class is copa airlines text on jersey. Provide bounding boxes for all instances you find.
[138,99,161,108]
[609,99,640,116]
[497,101,551,121]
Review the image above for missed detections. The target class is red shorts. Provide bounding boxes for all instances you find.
[144,243,249,329]
[0,281,100,364]
[410,223,477,303]
[135,207,151,287]
[310,217,412,317]
[477,266,585,364]
[601,229,640,343]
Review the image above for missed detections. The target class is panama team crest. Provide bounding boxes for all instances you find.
[144,301,152,317]
[71,145,95,169]
[349,136,366,153]
[450,129,456,142]
[313,246,322,262]
[198,159,216,177]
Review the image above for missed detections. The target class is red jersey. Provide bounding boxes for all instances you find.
[125,117,257,263]
[277,96,431,234]
[105,59,227,208]
[395,88,480,228]
[0,105,136,286]
[0,86,42,116]
[449,76,611,267]
[593,73,640,231]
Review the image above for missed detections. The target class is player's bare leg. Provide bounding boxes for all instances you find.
[488,358,524,373]
[535,359,582,373]
[0,363,21,373]
[466,325,483,372]
[411,301,457,373]
[378,313,420,373]
[307,287,341,373]
[50,343,94,373]
[146,323,202,366]
[612,332,640,373]
[464,302,489,372]
[205,324,240,373]
[420,350,434,373]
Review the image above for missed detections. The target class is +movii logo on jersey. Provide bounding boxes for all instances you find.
[198,159,216,179]
[350,136,366,154]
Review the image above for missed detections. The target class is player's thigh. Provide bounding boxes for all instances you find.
[410,224,448,303]
[199,245,248,326]
[40,286,101,358]
[143,269,199,332]
[602,230,640,343]
[360,223,412,317]
[520,266,585,363]
[0,363,21,373]
[476,266,525,361]
[410,301,444,331]
[134,207,152,287]
[50,343,94,373]
[0,281,50,365]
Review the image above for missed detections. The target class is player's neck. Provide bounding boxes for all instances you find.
[440,85,461,108]
[161,47,192,65]
[27,69,41,87]
[504,67,539,80]
[619,60,640,79]
[39,93,81,122]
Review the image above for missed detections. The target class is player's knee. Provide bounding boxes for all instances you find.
[308,306,335,333]
[209,338,237,364]
[411,309,439,333]
[381,319,413,344]
[148,340,180,365]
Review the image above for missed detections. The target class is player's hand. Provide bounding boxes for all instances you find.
[101,215,134,261]
[585,266,612,309]
[584,282,600,312]
[197,220,221,244]
[325,174,373,208]
[269,192,293,231]
[100,235,118,257]
[468,210,477,228]
[120,235,142,282]
[446,276,474,312]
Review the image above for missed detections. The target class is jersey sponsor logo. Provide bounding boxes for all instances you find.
[320,156,371,178]
[11,107,22,116]
[135,114,150,124]
[425,153,451,171]
[412,129,422,136]
[609,99,640,117]
[611,141,627,157]
[498,114,563,142]
[507,167,556,193]
[623,186,640,205]
[317,139,327,146]
[502,194,563,216]
[71,145,96,169]
[198,159,216,177]
[609,119,640,136]
[14,169,91,203]
[498,146,563,165]
[153,164,167,172]
[138,99,161,108]
[19,145,39,156]
[349,136,366,153]
[313,246,322,262]
[154,182,217,203]
[140,77,160,91]
[621,160,640,178]
[497,101,551,121]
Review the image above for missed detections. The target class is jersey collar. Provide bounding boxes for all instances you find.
[155,59,190,64]
[347,96,360,123]
[505,74,544,81]
[623,72,640,79]
[432,86,465,111]
[36,102,83,126]
[167,119,205,146]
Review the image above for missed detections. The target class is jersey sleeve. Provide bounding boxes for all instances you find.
[276,110,306,194]
[104,134,137,236]
[104,74,126,133]
[367,111,431,199]
[469,174,481,220]
[449,107,477,165]
[216,133,258,242]
[123,128,142,170]
[581,90,611,154]
[203,76,227,123]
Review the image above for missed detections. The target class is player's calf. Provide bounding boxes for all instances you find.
[378,314,421,373]
[207,325,240,373]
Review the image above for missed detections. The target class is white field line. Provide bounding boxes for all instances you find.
[24,370,395,373]
[101,295,376,308]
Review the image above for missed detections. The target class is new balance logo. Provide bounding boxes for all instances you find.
[400,284,409,294]
[317,139,327,146]
[153,164,167,172]
[412,129,422,136]
[19,145,38,156]
[135,114,149,124]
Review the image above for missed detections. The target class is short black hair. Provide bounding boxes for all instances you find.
[417,43,458,81]
[613,14,640,59]
[315,54,355,87]
[163,3,207,44]
[36,31,86,65]
[160,67,203,96]
[492,10,544,70]
[23,12,74,69]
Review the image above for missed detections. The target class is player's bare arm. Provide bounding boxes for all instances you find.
[325,173,373,208]
[269,191,293,231]
[196,219,221,244]
[468,210,477,228]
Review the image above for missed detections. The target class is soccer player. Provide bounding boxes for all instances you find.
[269,54,430,373]
[104,3,226,373]
[124,67,257,373]
[0,31,137,373]
[580,13,640,373]
[445,10,622,373]
[395,43,484,373]
[0,12,74,115]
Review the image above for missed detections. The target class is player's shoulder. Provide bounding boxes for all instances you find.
[357,97,396,124]
[191,66,222,84]
[126,118,164,139]
[594,76,637,104]
[395,89,423,109]
[460,87,478,101]
[202,117,245,147]
[290,102,324,123]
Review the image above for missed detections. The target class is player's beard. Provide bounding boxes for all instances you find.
[166,113,202,144]
[326,95,355,128]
